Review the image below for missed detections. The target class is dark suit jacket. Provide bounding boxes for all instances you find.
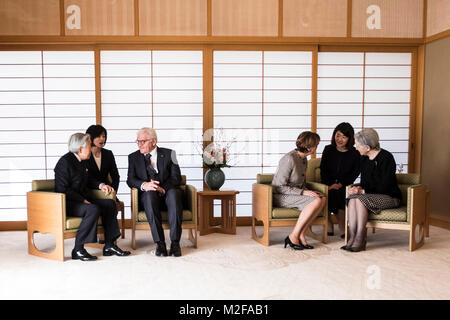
[54,152,101,203]
[360,148,402,200]
[126,147,182,194]
[85,148,120,192]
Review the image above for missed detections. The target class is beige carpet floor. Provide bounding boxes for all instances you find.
[0,226,449,300]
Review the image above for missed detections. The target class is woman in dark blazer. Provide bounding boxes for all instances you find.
[85,125,120,199]
[320,122,360,238]
[343,128,401,252]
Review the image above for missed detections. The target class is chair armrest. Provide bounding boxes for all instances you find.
[252,183,272,220]
[185,184,197,224]
[131,188,139,222]
[305,181,328,195]
[27,191,66,231]
[407,184,426,224]
[306,182,328,219]
[87,189,116,200]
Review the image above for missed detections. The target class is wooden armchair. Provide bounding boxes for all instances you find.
[26,179,115,261]
[344,174,429,251]
[130,175,198,250]
[252,158,328,246]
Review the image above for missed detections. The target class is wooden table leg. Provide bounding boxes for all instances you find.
[200,196,215,236]
[220,196,236,234]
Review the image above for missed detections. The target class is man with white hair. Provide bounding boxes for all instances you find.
[54,132,130,261]
[127,127,183,257]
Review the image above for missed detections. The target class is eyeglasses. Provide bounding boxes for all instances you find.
[136,139,150,145]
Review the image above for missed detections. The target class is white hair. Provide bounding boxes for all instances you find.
[355,128,380,150]
[137,127,157,141]
[68,133,90,154]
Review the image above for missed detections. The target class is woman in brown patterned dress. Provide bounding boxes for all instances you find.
[272,131,327,250]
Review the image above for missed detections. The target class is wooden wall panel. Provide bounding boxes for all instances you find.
[283,0,347,37]
[427,0,450,37]
[212,0,278,36]
[139,0,207,36]
[422,36,450,218]
[352,0,423,38]
[0,0,60,35]
[64,0,135,36]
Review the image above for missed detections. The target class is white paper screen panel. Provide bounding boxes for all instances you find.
[101,50,203,217]
[213,51,312,217]
[0,51,42,222]
[42,51,96,179]
[317,52,411,171]
[0,51,96,221]
[101,50,154,213]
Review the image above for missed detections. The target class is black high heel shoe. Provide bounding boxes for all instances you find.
[300,240,314,249]
[349,239,366,252]
[284,236,304,250]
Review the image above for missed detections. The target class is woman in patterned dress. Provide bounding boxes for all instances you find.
[272,131,327,250]
[342,128,402,252]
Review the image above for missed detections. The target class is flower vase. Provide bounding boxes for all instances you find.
[205,168,225,190]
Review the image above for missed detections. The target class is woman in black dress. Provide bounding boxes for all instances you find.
[85,125,120,200]
[320,122,360,238]
[342,128,401,252]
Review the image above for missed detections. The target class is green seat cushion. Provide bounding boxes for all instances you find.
[137,210,193,222]
[66,217,102,230]
[368,206,407,222]
[271,207,325,219]
[271,208,300,219]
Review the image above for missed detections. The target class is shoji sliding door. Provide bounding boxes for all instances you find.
[213,50,313,216]
[317,51,411,172]
[101,50,203,217]
[0,51,96,221]
[43,51,97,178]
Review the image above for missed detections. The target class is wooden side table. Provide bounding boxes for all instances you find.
[198,190,239,235]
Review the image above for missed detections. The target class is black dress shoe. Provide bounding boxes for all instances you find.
[169,242,182,257]
[72,248,97,261]
[155,242,168,257]
[103,245,131,257]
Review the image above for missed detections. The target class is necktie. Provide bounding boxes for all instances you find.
[145,154,158,179]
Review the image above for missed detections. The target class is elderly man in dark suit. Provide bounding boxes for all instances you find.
[54,132,130,261]
[127,127,183,257]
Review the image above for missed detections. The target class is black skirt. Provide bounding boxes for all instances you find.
[328,187,346,213]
